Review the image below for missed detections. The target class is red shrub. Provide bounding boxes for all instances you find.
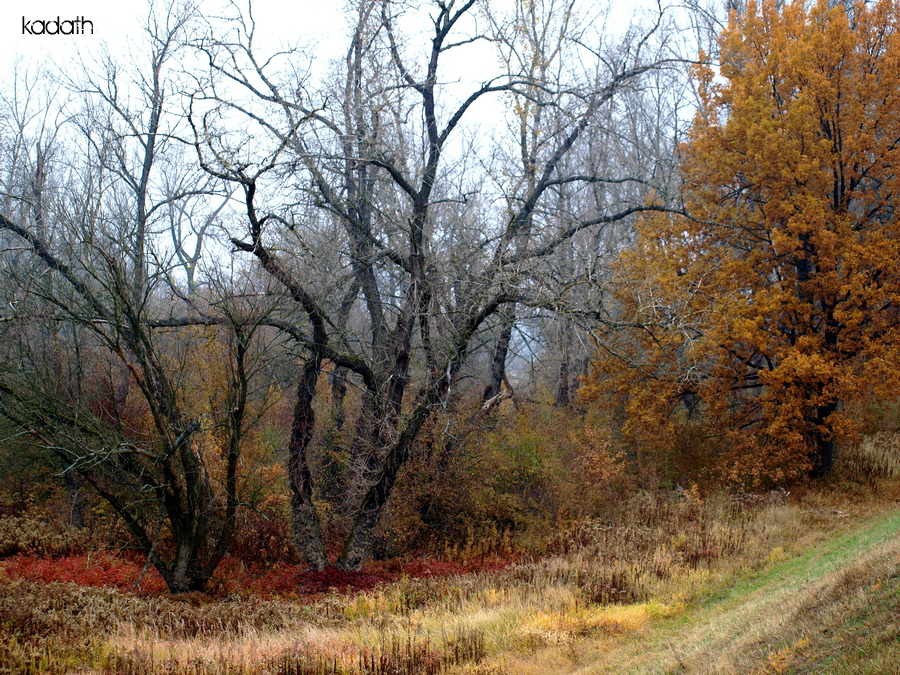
[1,552,167,595]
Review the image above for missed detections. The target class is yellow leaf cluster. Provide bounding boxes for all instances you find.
[585,0,900,483]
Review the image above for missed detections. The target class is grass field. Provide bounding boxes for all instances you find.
[2,472,898,674]
[499,501,900,674]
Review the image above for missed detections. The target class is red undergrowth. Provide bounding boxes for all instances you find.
[0,551,515,600]
[0,551,168,595]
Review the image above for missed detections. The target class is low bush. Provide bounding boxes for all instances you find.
[0,516,87,558]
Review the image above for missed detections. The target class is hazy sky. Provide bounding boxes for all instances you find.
[3,0,649,76]
[3,0,346,74]
[2,0,661,155]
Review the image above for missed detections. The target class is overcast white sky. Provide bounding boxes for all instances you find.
[2,0,653,77]
[1,0,664,160]
[3,0,347,75]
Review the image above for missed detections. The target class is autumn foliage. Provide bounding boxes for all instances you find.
[583,0,900,483]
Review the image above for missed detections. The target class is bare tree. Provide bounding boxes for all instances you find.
[0,4,263,593]
[478,0,693,407]
[189,0,679,570]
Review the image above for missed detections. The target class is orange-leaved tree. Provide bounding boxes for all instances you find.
[582,0,900,483]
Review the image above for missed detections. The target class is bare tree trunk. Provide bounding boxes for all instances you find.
[65,470,85,530]
[483,309,514,402]
[287,359,329,570]
[556,359,570,407]
[337,381,441,570]
[555,318,570,407]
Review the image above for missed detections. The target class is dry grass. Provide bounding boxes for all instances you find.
[3,429,900,675]
[0,515,88,558]
[494,483,900,675]
[841,430,900,479]
[1,484,843,675]
[4,417,898,674]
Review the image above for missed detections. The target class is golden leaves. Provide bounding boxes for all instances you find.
[585,0,900,483]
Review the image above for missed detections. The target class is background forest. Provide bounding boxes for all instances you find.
[1,0,900,615]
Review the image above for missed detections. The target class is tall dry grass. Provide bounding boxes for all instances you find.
[0,515,88,558]
[840,431,900,479]
[0,486,818,675]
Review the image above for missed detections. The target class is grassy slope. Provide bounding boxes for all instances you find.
[4,486,897,674]
[499,506,900,675]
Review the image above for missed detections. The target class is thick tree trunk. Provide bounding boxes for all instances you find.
[335,295,508,569]
[337,361,459,570]
[556,358,570,407]
[810,400,838,478]
[287,359,329,570]
[337,410,428,570]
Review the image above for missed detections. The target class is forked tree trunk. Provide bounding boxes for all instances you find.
[337,398,434,570]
